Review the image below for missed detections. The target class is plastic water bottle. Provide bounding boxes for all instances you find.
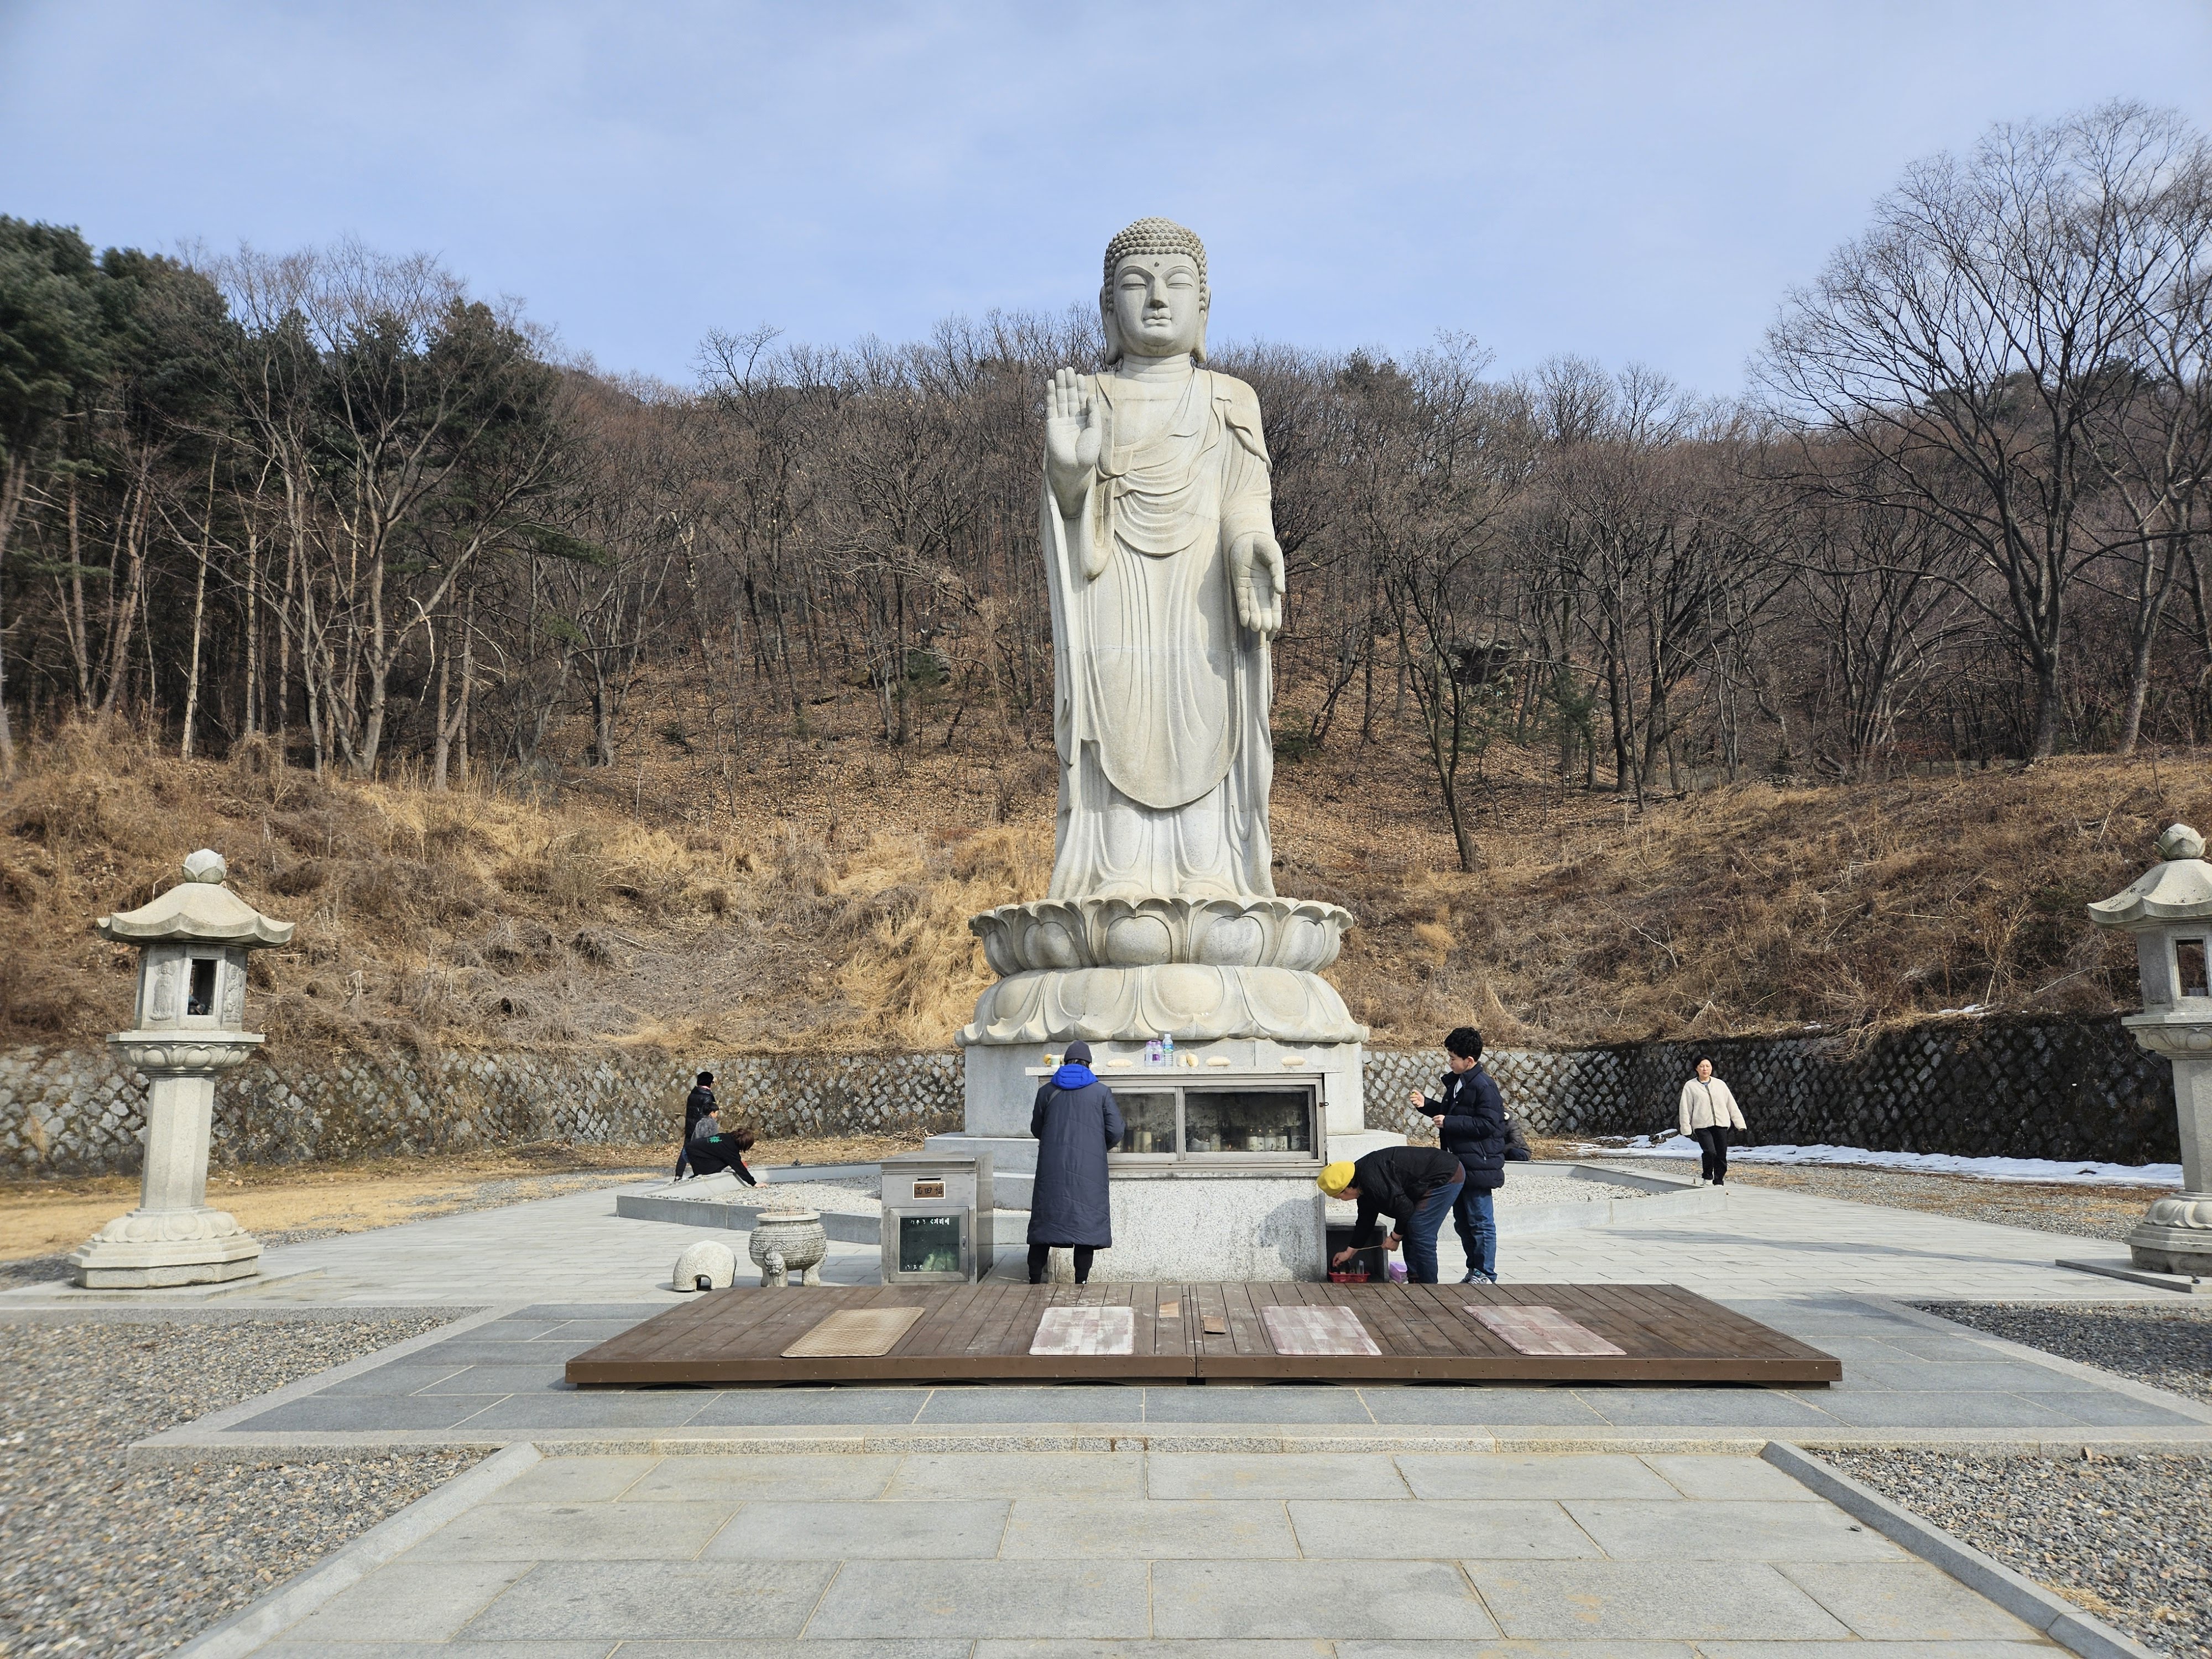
[1145,1039,1163,1067]
[1162,1034,1175,1066]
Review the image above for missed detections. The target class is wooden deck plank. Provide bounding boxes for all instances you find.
[564,1282,1840,1386]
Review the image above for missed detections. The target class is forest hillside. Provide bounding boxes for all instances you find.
[0,681,2192,1058]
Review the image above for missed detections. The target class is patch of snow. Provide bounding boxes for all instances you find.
[1582,1135,2181,1187]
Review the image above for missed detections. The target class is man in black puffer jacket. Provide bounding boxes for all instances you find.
[1321,1145,1464,1285]
[673,1071,717,1180]
[1411,1025,1505,1284]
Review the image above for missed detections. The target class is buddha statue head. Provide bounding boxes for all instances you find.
[1100,217,1208,366]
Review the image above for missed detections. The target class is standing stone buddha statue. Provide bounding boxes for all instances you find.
[956,217,1358,1058]
[1041,217,1286,904]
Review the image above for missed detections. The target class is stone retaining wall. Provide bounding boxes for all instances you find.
[1369,1014,2179,1166]
[0,1047,964,1176]
[0,1013,2178,1175]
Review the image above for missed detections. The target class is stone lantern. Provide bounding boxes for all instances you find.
[2086,822,2212,1279]
[71,849,295,1288]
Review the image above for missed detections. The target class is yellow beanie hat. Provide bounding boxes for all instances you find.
[1317,1160,1355,1196]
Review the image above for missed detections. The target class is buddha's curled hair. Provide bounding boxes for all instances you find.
[1103,217,1208,305]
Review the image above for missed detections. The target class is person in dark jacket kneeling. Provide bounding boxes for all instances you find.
[686,1108,758,1185]
[1320,1145,1464,1285]
[1027,1040,1125,1285]
[1412,1025,1506,1284]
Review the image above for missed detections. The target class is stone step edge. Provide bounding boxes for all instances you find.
[1765,1441,2161,1659]
[171,1441,542,1658]
[125,1425,2212,1465]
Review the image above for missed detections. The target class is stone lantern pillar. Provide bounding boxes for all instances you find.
[2086,822,2212,1279]
[71,849,295,1288]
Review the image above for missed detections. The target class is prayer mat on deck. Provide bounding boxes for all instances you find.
[1261,1303,1380,1357]
[1029,1305,1136,1356]
[781,1306,927,1358]
[1467,1303,1626,1357]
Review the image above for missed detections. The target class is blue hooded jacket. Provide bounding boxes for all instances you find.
[1029,1065,1123,1248]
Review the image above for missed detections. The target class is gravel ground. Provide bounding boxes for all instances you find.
[1919,1300,2212,1405]
[1827,1447,2212,1658]
[655,1173,882,1215]
[1493,1171,1648,1207]
[1583,1154,2164,1240]
[0,1312,474,1657]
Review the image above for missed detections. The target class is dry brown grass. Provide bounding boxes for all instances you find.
[0,693,2193,1057]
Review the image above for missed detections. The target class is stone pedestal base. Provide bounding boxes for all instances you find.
[1016,1168,1327,1282]
[2126,1191,2212,1276]
[71,1213,263,1288]
[75,1042,267,1290]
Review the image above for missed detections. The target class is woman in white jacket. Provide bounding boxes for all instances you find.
[1677,1057,1746,1186]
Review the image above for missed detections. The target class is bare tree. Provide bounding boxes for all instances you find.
[1765,101,2212,760]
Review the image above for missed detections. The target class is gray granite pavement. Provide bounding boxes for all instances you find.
[10,1166,2201,1652]
[127,1293,2211,1459]
[229,1449,2073,1656]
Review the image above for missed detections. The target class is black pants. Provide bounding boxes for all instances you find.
[1028,1243,1095,1284]
[687,1143,757,1185]
[1694,1125,1729,1184]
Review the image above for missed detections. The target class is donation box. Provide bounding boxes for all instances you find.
[880,1152,995,1284]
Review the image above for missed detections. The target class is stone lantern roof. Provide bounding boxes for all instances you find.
[95,850,295,948]
[2087,824,2212,930]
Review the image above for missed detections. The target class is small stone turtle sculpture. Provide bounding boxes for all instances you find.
[672,1239,737,1292]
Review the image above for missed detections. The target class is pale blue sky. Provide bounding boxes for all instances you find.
[6,2,2211,395]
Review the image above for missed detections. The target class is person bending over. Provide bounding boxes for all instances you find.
[1320,1145,1464,1285]
[686,1109,758,1185]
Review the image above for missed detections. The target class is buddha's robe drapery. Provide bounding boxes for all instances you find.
[1042,366,1277,901]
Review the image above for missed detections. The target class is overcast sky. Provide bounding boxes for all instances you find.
[6,1,2211,396]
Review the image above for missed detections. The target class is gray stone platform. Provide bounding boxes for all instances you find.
[188,1444,2105,1656]
[10,1165,2191,1656]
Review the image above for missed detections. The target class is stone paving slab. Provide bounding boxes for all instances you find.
[139,1292,2211,1457]
[208,1449,2074,1655]
[8,1165,2190,1312]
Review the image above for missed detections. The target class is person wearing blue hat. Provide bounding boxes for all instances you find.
[1026,1040,1125,1284]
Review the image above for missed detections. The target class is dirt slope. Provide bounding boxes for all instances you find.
[0,682,2189,1057]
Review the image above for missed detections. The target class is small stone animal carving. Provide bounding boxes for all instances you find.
[672,1239,737,1292]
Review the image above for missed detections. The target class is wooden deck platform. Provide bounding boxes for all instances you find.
[565,1282,1840,1387]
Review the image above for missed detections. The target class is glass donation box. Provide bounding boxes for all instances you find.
[1108,1079,1323,1167]
[880,1152,994,1284]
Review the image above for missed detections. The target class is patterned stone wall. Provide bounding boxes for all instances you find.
[0,1046,965,1176]
[0,1014,2178,1175]
[1364,1014,2180,1166]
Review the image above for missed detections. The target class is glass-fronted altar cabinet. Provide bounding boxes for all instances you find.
[929,1037,1399,1282]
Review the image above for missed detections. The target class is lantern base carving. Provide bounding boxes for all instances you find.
[71,1207,263,1287]
[2126,1191,2212,1277]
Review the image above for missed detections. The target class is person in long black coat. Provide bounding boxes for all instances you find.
[672,1071,717,1180]
[1026,1039,1124,1285]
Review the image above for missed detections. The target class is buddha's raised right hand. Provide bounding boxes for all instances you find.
[1045,366,1101,514]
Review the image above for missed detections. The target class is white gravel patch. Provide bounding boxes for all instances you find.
[1493,1171,1650,1207]
[0,1312,472,1656]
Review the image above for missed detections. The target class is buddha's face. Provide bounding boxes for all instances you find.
[1107,253,1205,359]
